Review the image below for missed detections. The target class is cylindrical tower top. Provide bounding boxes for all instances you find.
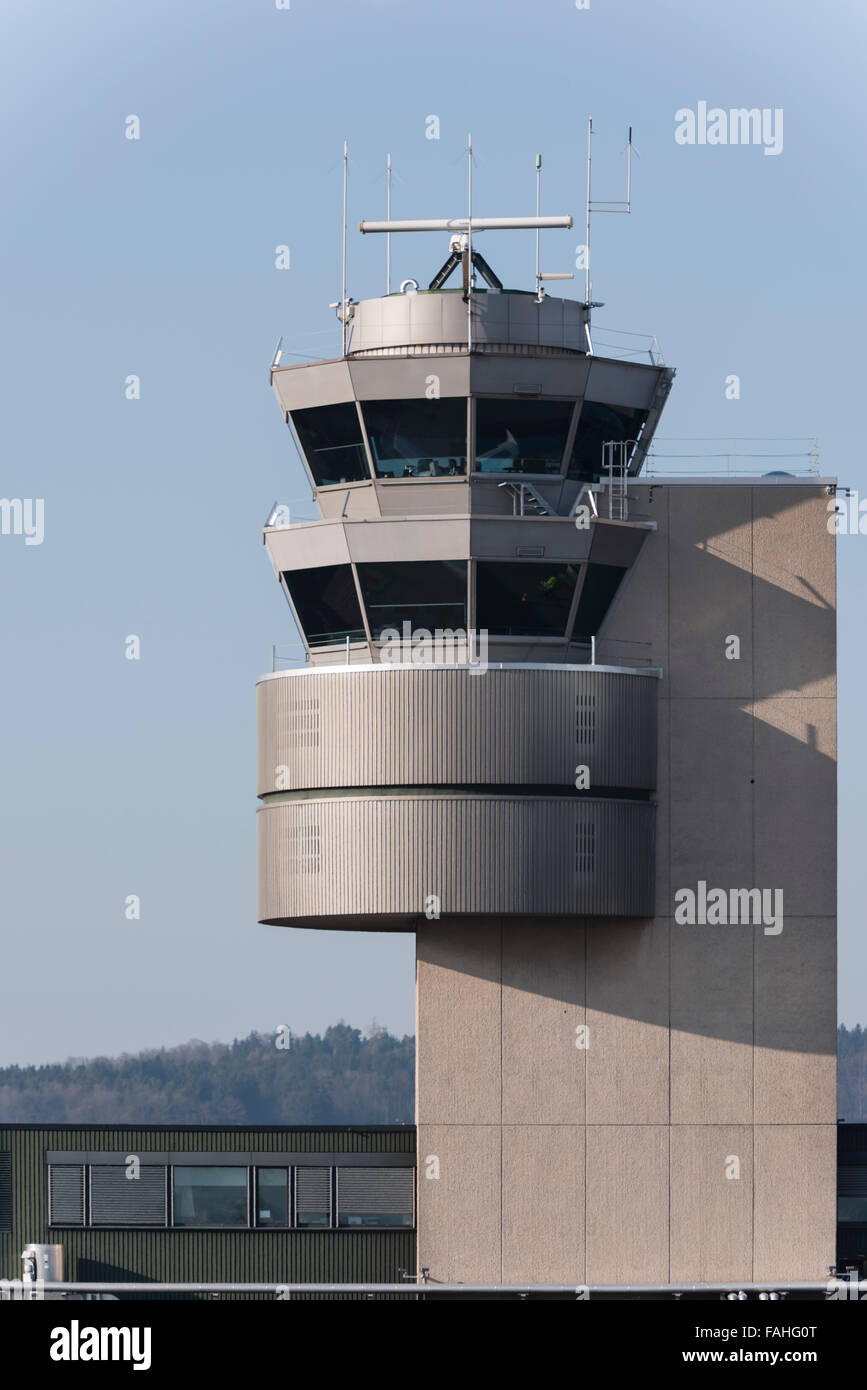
[347,288,589,358]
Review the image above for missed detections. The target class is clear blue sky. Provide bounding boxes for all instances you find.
[1,0,863,1065]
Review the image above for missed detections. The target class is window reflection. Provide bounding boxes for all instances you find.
[283,565,366,646]
[172,1167,247,1228]
[363,398,467,478]
[291,403,369,486]
[475,399,573,475]
[255,1168,289,1228]
[476,562,579,637]
[567,401,648,481]
[356,560,467,639]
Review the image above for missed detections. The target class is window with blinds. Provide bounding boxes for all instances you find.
[90,1165,167,1226]
[42,1158,415,1230]
[295,1166,331,1227]
[0,1152,11,1232]
[48,1164,86,1226]
[337,1167,414,1228]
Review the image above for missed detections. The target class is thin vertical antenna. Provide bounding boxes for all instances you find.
[466,132,473,352]
[626,126,632,208]
[535,154,542,299]
[341,140,348,356]
[584,116,592,307]
[386,152,392,295]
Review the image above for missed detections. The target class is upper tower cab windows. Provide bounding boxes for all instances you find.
[287,397,653,489]
[475,399,573,476]
[287,396,651,487]
[363,398,468,479]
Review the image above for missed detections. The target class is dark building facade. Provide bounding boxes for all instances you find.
[837,1123,867,1275]
[0,1125,415,1297]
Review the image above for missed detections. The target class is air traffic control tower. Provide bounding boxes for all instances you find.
[257,204,837,1287]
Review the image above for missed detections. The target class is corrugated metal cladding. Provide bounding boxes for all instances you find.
[0,1127,415,1300]
[257,666,658,796]
[259,796,655,924]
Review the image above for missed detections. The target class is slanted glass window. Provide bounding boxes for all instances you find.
[476,562,579,637]
[356,560,467,640]
[362,398,467,479]
[291,403,369,486]
[475,399,573,475]
[337,1167,414,1228]
[283,565,366,646]
[255,1168,289,1228]
[567,401,648,481]
[572,564,626,640]
[295,1166,331,1228]
[172,1167,248,1228]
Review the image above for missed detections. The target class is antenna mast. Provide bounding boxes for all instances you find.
[466,132,473,352]
[386,152,392,295]
[341,139,349,356]
[584,117,635,348]
[535,154,542,300]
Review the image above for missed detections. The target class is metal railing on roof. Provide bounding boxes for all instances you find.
[643,437,820,478]
[590,325,665,365]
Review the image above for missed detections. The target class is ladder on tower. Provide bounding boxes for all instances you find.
[602,441,630,521]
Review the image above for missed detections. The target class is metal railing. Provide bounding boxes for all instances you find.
[644,437,820,479]
[590,325,665,365]
[5,1278,856,1299]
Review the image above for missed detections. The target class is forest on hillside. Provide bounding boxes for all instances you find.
[0,1025,413,1124]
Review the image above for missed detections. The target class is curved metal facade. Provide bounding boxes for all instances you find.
[257,666,658,795]
[258,793,655,926]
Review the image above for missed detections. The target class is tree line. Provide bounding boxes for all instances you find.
[0,1025,413,1124]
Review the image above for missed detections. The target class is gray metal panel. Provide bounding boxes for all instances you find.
[469,355,591,397]
[375,480,470,516]
[265,523,351,573]
[271,359,355,413]
[258,794,656,924]
[257,667,657,795]
[349,357,469,400]
[469,517,594,561]
[346,517,470,564]
[584,358,664,409]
